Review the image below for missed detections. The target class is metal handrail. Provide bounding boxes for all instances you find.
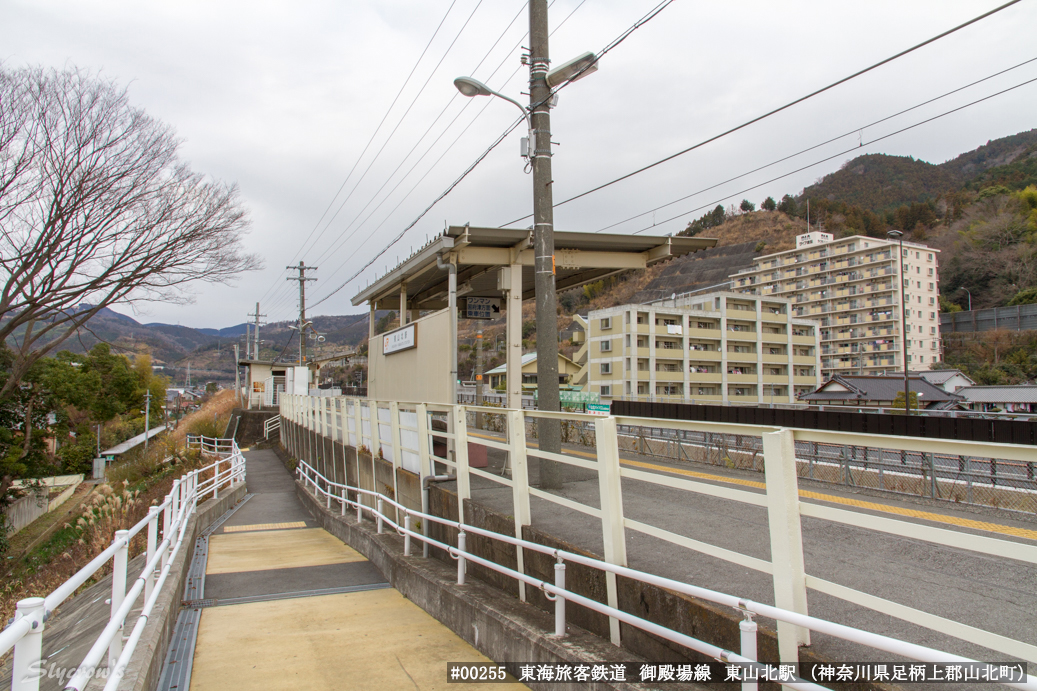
[294,459,1037,691]
[1,438,247,691]
[264,415,281,439]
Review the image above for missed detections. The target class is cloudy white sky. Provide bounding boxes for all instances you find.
[3,0,1036,329]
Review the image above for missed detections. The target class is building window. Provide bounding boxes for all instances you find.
[625,358,631,371]
[600,385,611,396]
[600,362,611,375]
[927,253,933,261]
[625,334,631,347]
[600,340,612,352]
[656,384,682,396]
[600,317,612,330]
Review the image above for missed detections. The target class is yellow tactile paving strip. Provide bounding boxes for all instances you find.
[222,521,307,533]
[206,528,367,574]
[469,432,1037,542]
[190,589,526,690]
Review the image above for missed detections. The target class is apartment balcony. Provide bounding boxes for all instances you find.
[687,394,723,403]
[688,372,722,383]
[760,312,787,323]
[654,370,685,382]
[762,375,789,385]
[792,355,816,364]
[685,327,721,339]
[793,375,818,386]
[689,349,721,361]
[727,373,758,384]
[728,395,761,404]
[792,335,817,345]
[636,347,651,358]
[761,353,788,363]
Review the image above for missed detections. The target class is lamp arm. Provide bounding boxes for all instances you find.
[488,90,532,134]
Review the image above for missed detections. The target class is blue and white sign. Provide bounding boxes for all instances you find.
[465,297,501,320]
[383,323,416,355]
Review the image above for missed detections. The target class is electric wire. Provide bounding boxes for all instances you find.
[256,0,462,309]
[304,4,532,273]
[263,0,491,319]
[627,75,1037,236]
[305,0,591,307]
[596,55,1037,234]
[500,0,1025,227]
[307,0,667,310]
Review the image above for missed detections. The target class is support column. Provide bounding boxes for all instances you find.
[400,283,408,325]
[507,264,523,411]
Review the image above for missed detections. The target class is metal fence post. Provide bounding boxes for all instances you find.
[740,613,759,691]
[594,415,627,646]
[11,597,46,691]
[341,488,347,516]
[377,497,384,534]
[389,401,402,526]
[404,514,412,556]
[109,529,129,669]
[507,409,532,602]
[145,506,160,602]
[554,557,567,637]
[762,428,810,663]
[457,531,466,585]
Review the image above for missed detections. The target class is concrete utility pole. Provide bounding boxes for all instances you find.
[248,302,266,360]
[529,0,563,489]
[143,390,151,452]
[888,230,911,414]
[286,261,318,365]
[475,328,484,428]
[233,344,242,407]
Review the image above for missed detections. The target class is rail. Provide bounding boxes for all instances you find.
[295,458,1037,691]
[279,393,1037,675]
[1,436,246,691]
[264,414,281,440]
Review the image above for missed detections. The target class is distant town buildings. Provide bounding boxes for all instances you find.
[573,291,822,404]
[730,232,941,377]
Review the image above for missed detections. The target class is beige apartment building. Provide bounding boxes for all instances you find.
[572,291,822,405]
[729,232,942,377]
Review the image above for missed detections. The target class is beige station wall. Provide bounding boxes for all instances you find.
[368,308,452,405]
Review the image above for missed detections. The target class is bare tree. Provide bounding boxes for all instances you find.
[0,66,260,398]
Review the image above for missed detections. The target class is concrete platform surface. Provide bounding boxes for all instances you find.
[206,527,366,574]
[190,589,527,690]
[182,448,525,690]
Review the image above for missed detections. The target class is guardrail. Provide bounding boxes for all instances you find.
[1,436,246,691]
[264,415,281,440]
[279,393,1037,674]
[295,458,1037,691]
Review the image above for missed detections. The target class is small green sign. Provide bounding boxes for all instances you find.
[587,403,611,416]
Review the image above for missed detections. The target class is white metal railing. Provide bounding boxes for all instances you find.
[279,393,1037,675]
[1,436,246,691]
[264,415,281,440]
[295,458,1037,691]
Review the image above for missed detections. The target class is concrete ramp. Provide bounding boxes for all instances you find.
[164,448,525,691]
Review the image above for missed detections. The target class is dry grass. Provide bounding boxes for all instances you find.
[0,390,238,630]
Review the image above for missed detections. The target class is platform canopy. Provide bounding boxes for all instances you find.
[351,225,717,310]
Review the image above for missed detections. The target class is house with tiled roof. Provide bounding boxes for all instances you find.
[957,385,1037,413]
[799,374,963,409]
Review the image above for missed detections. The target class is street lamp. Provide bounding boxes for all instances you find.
[453,28,598,490]
[960,287,972,311]
[887,230,911,414]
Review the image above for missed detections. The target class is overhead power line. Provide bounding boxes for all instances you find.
[627,75,1037,235]
[257,0,462,311]
[597,55,1037,234]
[501,0,1025,227]
[306,0,671,311]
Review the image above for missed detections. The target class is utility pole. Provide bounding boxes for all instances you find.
[143,390,151,452]
[186,361,191,389]
[233,344,242,407]
[475,328,484,428]
[529,0,562,489]
[248,302,267,360]
[245,323,251,360]
[286,261,318,365]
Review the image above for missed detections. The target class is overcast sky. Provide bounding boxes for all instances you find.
[4,0,1036,329]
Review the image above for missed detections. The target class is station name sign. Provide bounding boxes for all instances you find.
[383,323,416,355]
